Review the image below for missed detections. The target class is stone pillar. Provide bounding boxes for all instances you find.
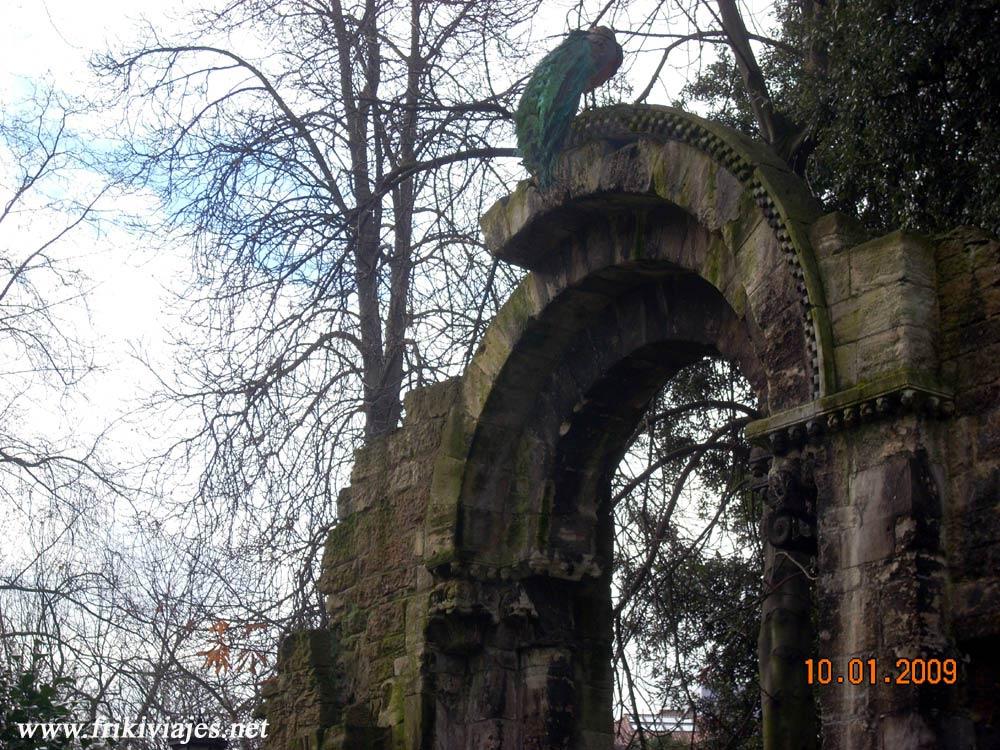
[755,451,820,750]
[815,415,970,749]
[520,646,576,749]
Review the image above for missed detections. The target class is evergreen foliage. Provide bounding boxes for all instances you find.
[0,659,98,750]
[681,0,1000,235]
[613,358,763,749]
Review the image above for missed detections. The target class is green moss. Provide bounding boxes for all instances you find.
[436,409,472,461]
[324,514,359,566]
[703,235,725,287]
[627,210,648,261]
[536,481,553,549]
[723,191,763,252]
[384,676,407,749]
[427,454,466,530]
[651,144,692,208]
[471,279,537,379]
[423,547,457,572]
[346,602,368,629]
[379,632,406,657]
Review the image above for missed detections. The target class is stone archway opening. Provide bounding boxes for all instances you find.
[409,108,826,749]
[607,353,761,745]
[424,260,804,749]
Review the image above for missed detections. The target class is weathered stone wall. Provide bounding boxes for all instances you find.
[755,224,1000,748]
[262,105,1000,750]
[262,380,458,749]
[936,228,1000,748]
[936,228,1000,633]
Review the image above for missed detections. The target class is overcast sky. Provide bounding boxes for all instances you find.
[0,0,780,518]
[0,0,775,550]
[0,0,722,444]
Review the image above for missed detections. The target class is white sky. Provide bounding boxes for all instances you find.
[2,2,191,438]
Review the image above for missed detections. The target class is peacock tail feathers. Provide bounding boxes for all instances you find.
[515,31,601,188]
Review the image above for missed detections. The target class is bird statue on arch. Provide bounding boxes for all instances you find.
[515,26,624,188]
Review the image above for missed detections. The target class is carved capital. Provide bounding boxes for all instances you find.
[763,458,817,555]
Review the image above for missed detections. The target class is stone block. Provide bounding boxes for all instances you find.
[954,341,1000,390]
[366,600,405,642]
[833,341,858,388]
[809,211,869,259]
[738,218,787,304]
[722,192,764,256]
[856,325,937,381]
[402,378,459,422]
[878,712,939,750]
[830,280,936,345]
[597,140,657,196]
[819,252,851,305]
[945,316,1000,359]
[850,231,936,295]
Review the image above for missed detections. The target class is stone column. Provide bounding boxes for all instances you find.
[756,451,820,750]
[817,418,973,749]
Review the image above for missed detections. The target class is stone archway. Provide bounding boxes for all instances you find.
[420,106,827,748]
[262,106,1000,750]
[432,108,831,543]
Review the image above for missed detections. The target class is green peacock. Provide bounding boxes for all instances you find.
[515,27,624,188]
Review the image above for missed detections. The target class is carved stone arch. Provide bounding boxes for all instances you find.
[413,106,833,750]
[425,105,832,575]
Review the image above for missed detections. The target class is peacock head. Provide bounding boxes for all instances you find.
[585,26,624,90]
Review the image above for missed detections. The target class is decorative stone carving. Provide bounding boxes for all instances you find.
[748,371,956,455]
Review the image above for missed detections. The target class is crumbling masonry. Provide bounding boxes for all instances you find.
[261,105,1000,749]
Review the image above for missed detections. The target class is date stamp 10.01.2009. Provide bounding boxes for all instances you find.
[804,658,958,686]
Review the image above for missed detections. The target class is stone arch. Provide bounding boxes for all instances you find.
[424,105,831,576]
[415,105,832,749]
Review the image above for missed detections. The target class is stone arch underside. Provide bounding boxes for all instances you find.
[426,105,831,577]
[450,232,767,576]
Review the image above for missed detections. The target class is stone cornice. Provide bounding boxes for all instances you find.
[746,369,955,454]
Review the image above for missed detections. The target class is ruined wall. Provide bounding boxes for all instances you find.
[262,381,458,749]
[751,221,1000,748]
[937,228,1000,748]
[261,105,1000,750]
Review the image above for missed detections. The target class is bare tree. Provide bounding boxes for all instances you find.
[0,87,143,740]
[0,87,265,750]
[610,357,762,749]
[581,0,814,169]
[0,4,784,745]
[91,5,547,633]
[100,0,536,445]
[0,88,116,508]
[0,2,549,742]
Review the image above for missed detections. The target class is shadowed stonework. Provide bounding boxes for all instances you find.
[261,105,1000,749]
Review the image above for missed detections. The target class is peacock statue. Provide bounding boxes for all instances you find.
[515,27,624,188]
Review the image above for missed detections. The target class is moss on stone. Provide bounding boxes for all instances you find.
[536,480,554,550]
